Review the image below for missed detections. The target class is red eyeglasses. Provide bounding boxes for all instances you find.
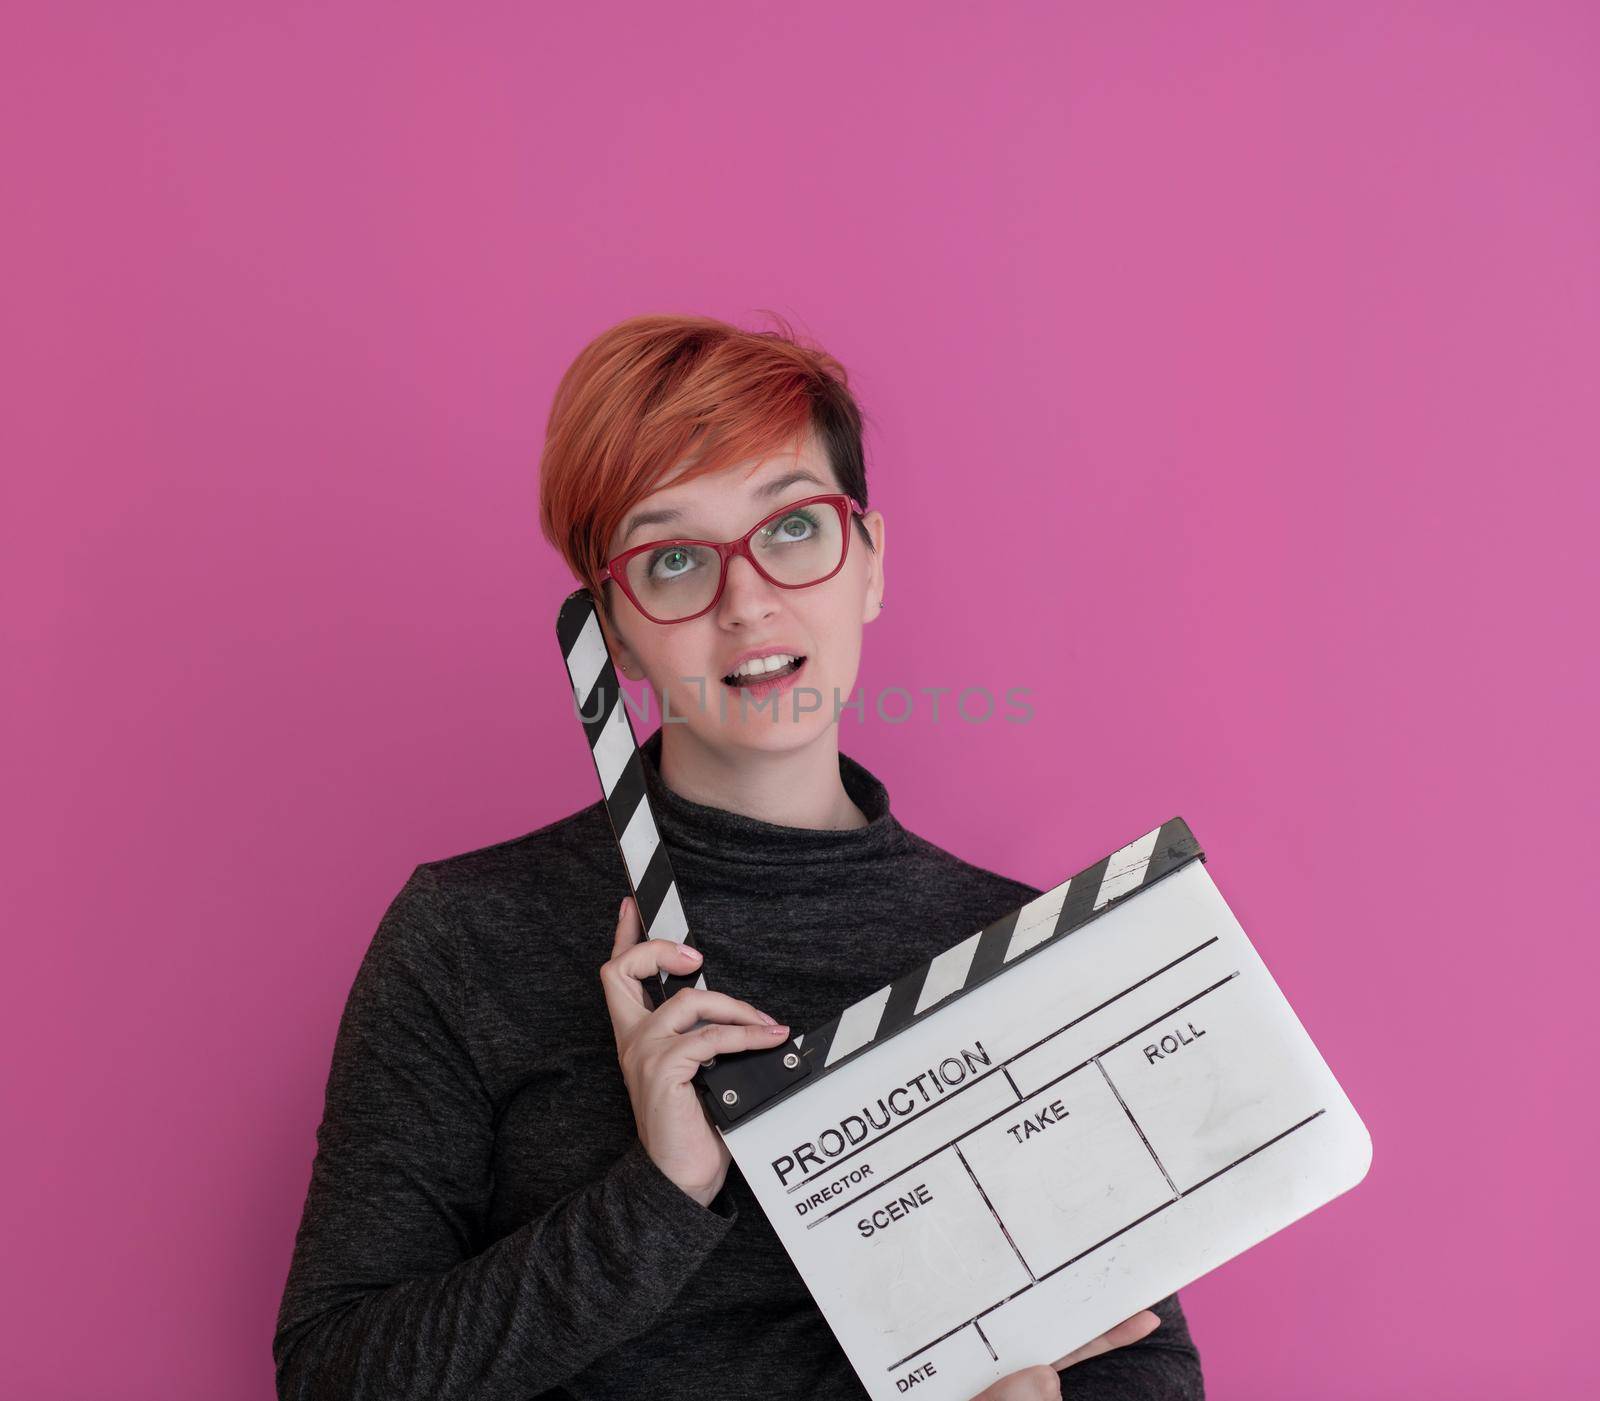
[599,492,868,625]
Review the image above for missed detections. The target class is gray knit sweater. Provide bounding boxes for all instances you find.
[274,726,1205,1399]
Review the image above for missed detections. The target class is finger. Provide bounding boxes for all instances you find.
[606,906,706,985]
[662,1019,791,1073]
[1110,1309,1161,1345]
[649,986,779,1037]
[599,899,704,1031]
[1051,1310,1159,1369]
[609,894,643,960]
[1054,1309,1159,1366]
[971,1364,1060,1400]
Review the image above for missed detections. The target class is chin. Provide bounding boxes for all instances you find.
[710,701,833,751]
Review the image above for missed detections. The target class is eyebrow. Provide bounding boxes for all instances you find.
[620,469,829,545]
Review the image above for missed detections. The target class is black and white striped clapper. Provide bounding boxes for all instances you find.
[786,814,1204,1092]
[556,586,704,1005]
[557,586,812,1122]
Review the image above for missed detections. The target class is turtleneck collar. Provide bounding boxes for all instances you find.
[636,726,913,868]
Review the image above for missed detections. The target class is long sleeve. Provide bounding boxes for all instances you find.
[1058,1290,1205,1400]
[273,865,739,1401]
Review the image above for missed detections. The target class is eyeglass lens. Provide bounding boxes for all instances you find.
[623,500,846,621]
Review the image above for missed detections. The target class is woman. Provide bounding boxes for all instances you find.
[274,313,1206,1400]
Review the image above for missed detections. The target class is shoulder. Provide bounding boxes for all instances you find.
[899,826,1043,902]
[340,801,628,1090]
[409,797,618,910]
[877,825,1046,943]
[358,797,619,976]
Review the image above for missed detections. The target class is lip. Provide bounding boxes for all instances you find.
[725,655,808,699]
[720,645,807,679]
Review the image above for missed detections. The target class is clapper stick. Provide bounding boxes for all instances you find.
[555,586,810,1127]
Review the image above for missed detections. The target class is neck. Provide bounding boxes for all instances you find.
[657,723,869,832]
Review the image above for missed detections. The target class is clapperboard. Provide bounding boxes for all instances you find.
[557,588,1373,1401]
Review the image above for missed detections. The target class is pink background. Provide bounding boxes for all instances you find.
[4,3,1595,1397]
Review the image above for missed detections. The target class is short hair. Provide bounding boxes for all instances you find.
[537,311,875,616]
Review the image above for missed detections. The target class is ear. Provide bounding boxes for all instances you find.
[860,509,887,623]
[596,590,643,678]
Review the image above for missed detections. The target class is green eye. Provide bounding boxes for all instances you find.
[764,509,819,541]
[649,546,698,580]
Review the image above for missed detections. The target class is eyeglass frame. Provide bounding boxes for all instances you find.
[598,491,870,625]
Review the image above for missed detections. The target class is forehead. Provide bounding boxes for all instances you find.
[614,431,842,549]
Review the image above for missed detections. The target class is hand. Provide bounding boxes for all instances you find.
[600,895,790,1207]
[965,1310,1162,1399]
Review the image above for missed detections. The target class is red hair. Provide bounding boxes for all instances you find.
[538,311,873,614]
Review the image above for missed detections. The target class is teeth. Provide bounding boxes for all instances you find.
[730,653,800,678]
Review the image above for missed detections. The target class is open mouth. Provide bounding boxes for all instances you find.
[722,655,807,688]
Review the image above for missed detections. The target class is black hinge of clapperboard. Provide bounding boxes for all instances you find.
[636,957,811,1132]
[556,586,810,1132]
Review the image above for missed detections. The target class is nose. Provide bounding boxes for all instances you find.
[715,552,781,625]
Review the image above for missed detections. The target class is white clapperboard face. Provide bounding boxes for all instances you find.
[558,589,1373,1401]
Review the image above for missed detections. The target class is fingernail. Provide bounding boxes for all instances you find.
[682,944,703,960]
[767,1023,788,1035]
[758,1010,776,1025]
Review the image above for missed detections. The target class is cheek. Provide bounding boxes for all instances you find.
[649,640,718,690]
[805,600,865,673]
[643,647,686,685]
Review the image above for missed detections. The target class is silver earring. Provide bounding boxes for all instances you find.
[879,599,885,609]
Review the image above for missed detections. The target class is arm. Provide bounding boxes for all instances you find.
[273,865,739,1401]
[1056,1292,1205,1400]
